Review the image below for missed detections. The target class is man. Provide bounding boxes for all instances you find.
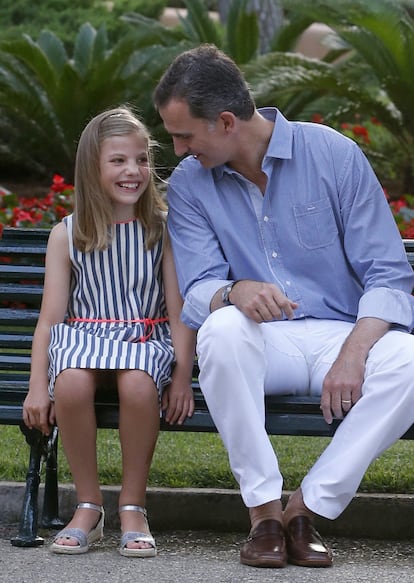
[153,44,414,569]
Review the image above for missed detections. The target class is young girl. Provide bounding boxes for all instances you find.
[22,107,195,557]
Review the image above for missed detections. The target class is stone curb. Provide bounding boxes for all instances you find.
[1,482,414,540]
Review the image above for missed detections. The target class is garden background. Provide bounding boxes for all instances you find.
[1,0,414,493]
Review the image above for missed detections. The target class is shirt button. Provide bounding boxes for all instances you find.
[272,251,278,258]
[264,216,269,222]
[286,280,291,286]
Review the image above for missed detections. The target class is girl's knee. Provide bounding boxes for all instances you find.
[117,370,158,405]
[54,368,96,402]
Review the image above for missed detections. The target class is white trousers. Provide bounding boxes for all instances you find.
[197,308,414,519]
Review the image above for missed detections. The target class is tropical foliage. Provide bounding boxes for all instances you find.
[243,0,414,193]
[124,0,261,64]
[0,22,188,181]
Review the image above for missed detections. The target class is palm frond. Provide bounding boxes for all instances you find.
[226,0,259,64]
[181,0,222,45]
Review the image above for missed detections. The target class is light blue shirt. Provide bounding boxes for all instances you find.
[167,108,414,331]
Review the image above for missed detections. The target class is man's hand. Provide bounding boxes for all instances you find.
[320,354,365,424]
[218,280,298,322]
[320,317,391,424]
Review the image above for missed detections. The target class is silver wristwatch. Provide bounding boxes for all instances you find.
[221,281,238,306]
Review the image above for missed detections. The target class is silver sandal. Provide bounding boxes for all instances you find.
[119,504,156,557]
[50,502,105,555]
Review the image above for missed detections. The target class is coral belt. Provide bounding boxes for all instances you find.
[65,316,169,342]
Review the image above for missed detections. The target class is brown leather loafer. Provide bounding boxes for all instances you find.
[240,519,287,568]
[285,515,333,567]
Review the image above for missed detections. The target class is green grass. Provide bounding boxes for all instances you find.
[1,425,414,493]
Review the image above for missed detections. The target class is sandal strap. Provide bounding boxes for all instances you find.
[119,504,147,517]
[120,531,155,548]
[53,527,87,547]
[77,502,103,513]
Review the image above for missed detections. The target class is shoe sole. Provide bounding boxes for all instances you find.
[50,542,90,555]
[288,557,333,568]
[240,555,287,568]
[120,547,157,558]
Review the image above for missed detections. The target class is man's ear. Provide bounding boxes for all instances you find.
[219,111,237,132]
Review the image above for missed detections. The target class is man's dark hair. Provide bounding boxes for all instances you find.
[153,44,255,122]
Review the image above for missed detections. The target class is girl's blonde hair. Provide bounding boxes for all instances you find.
[73,106,167,252]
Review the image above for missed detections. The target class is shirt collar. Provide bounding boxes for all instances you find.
[260,107,293,161]
[214,107,293,180]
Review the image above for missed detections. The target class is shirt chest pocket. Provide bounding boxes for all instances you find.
[293,198,338,249]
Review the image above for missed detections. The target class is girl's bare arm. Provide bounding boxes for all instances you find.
[23,222,71,434]
[161,233,196,425]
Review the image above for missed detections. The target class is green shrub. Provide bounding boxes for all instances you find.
[0,0,168,49]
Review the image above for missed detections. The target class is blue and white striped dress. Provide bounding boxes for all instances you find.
[48,214,174,400]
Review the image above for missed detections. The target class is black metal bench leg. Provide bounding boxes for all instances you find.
[10,426,45,547]
[41,427,64,529]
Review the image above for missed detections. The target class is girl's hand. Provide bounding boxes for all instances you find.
[23,389,55,435]
[161,379,194,425]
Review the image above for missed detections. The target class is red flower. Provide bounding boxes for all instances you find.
[390,199,408,212]
[311,113,324,124]
[352,125,370,144]
[401,221,414,238]
[51,174,74,193]
[44,192,54,205]
[55,205,69,220]
[20,196,41,209]
[12,208,43,225]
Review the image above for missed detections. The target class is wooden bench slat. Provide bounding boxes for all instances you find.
[0,227,50,242]
[0,265,45,280]
[0,283,44,303]
[0,405,24,424]
[0,379,29,391]
[0,331,33,342]
[0,308,40,326]
[0,245,47,255]
[0,355,31,370]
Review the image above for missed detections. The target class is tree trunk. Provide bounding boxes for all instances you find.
[217,0,284,53]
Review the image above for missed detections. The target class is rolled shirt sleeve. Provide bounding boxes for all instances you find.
[358,287,414,331]
[180,279,230,329]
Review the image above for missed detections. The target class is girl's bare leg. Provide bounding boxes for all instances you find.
[117,370,159,549]
[53,368,102,546]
